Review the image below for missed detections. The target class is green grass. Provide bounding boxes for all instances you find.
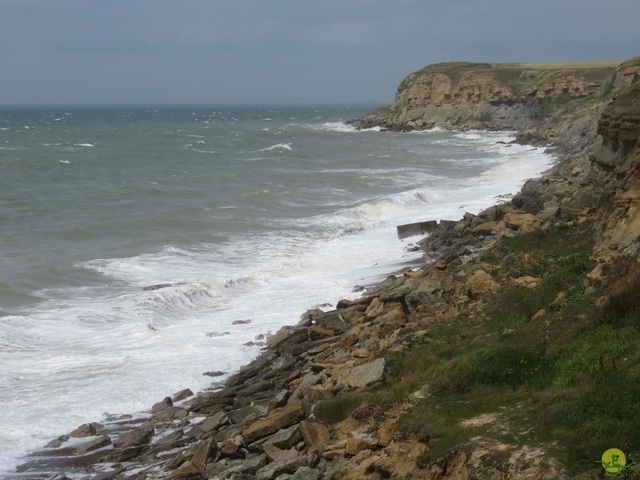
[315,219,640,475]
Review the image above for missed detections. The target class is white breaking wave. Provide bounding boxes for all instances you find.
[258,143,292,152]
[0,106,556,476]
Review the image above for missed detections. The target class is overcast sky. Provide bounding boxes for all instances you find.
[1,0,639,105]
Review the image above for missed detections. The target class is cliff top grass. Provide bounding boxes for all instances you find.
[404,61,619,97]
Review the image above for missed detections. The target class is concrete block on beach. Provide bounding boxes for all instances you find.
[396,220,438,239]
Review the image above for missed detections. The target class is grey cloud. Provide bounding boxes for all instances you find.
[0,0,639,104]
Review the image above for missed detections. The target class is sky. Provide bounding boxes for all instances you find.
[1,0,639,105]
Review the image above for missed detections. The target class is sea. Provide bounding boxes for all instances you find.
[0,104,552,475]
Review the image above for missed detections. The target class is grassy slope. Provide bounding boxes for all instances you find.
[318,219,640,475]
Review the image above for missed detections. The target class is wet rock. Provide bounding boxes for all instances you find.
[232,319,252,325]
[298,308,324,326]
[45,435,70,448]
[191,437,217,470]
[76,435,112,455]
[266,326,299,348]
[200,410,229,433]
[68,422,104,438]
[113,426,154,449]
[154,429,188,451]
[90,467,127,480]
[173,388,194,402]
[167,461,207,479]
[104,444,147,463]
[307,325,335,340]
[150,406,188,423]
[151,396,173,412]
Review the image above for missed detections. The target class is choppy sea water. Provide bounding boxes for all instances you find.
[0,104,552,474]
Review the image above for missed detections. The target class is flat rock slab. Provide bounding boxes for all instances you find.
[347,358,386,388]
[242,401,305,444]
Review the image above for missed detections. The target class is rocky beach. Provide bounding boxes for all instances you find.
[12,56,640,479]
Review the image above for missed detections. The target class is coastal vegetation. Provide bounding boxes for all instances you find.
[314,218,640,474]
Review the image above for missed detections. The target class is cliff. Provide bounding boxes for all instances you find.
[14,59,640,480]
[351,58,640,131]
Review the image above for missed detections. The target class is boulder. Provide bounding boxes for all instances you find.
[549,291,567,310]
[255,453,317,480]
[216,454,268,478]
[153,429,187,451]
[586,263,606,282]
[365,298,384,319]
[291,466,322,480]
[299,421,330,452]
[68,422,104,438]
[172,388,194,402]
[262,441,298,462]
[347,358,386,388]
[151,406,188,423]
[467,270,499,297]
[471,220,500,236]
[220,436,243,458]
[504,211,537,230]
[174,436,217,472]
[345,437,375,455]
[377,440,428,477]
[374,307,406,332]
[166,461,207,480]
[258,423,302,449]
[151,396,173,412]
[200,410,229,433]
[266,326,298,348]
[242,401,306,444]
[113,426,154,449]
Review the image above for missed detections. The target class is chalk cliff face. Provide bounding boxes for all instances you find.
[352,58,640,131]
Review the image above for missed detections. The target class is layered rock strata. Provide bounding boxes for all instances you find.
[351,58,640,132]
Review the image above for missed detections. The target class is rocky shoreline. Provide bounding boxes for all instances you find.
[11,60,640,479]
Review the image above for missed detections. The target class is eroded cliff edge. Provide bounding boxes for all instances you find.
[15,58,640,480]
[351,58,640,132]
